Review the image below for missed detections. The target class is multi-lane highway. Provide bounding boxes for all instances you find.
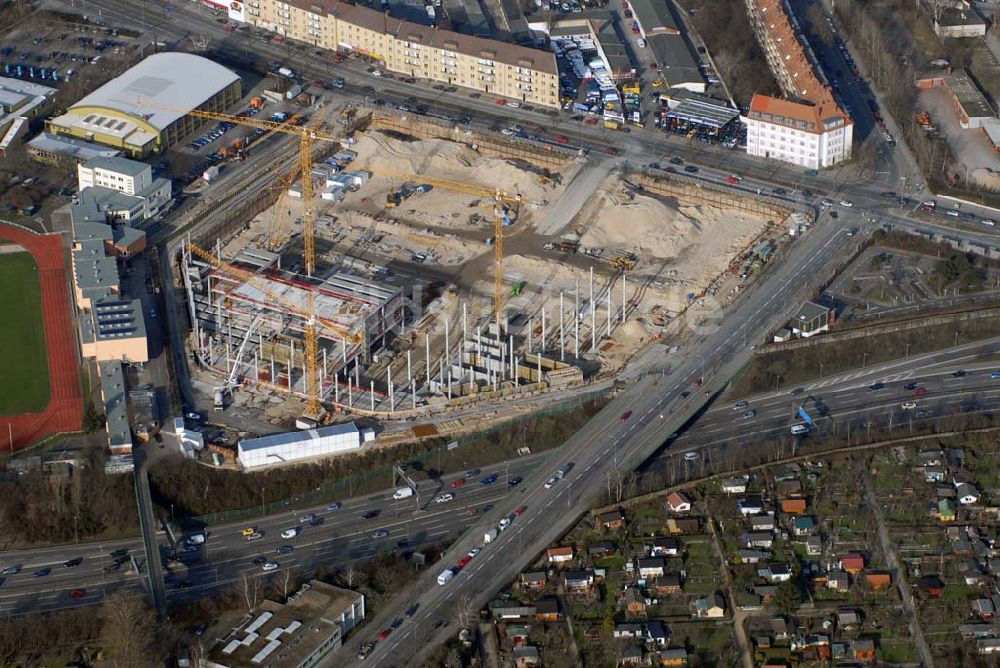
[0,456,542,614]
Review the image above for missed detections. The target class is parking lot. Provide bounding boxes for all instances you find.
[0,15,141,90]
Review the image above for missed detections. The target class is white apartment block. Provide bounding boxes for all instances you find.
[746,94,852,169]
[77,156,153,195]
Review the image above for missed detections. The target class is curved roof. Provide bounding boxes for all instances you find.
[70,53,240,131]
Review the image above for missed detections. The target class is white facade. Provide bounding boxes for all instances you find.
[746,115,852,169]
[746,94,853,170]
[78,156,152,195]
[238,421,372,469]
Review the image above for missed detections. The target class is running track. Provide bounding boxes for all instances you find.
[0,223,81,451]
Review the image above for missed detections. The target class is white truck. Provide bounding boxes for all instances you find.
[484,528,498,543]
[393,486,414,500]
[437,568,455,585]
[202,165,220,182]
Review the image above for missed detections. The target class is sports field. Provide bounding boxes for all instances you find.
[0,251,50,414]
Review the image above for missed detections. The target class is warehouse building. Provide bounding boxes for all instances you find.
[46,53,241,157]
[237,422,375,469]
[26,132,121,166]
[240,0,558,107]
[628,0,704,92]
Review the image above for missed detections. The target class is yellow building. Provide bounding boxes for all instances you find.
[244,0,559,108]
[46,53,241,157]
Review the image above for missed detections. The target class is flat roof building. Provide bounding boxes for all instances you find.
[205,580,365,668]
[27,132,121,166]
[628,0,704,91]
[46,53,241,157]
[944,70,994,129]
[99,360,133,455]
[238,422,374,469]
[0,76,56,157]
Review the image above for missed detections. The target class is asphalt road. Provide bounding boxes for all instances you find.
[660,338,1000,456]
[348,199,859,665]
[0,457,542,614]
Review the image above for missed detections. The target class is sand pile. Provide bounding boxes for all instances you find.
[579,192,695,257]
[972,167,1000,192]
[353,134,550,203]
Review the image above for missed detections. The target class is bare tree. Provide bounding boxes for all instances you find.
[280,569,293,601]
[806,4,834,45]
[455,591,474,629]
[100,592,157,668]
[339,563,356,589]
[240,573,262,613]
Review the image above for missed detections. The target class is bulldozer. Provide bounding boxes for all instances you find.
[610,252,638,271]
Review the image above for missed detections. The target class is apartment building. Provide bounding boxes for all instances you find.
[743,0,852,168]
[746,93,852,168]
[243,0,559,107]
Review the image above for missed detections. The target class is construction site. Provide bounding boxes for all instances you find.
[176,103,795,434]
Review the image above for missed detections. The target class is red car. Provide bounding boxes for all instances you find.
[495,98,507,105]
[631,25,640,33]
[378,628,392,640]
[620,410,632,421]
[514,506,527,516]
[333,53,346,63]
[726,174,742,184]
[68,589,86,599]
[912,387,928,396]
[555,134,568,143]
[457,555,472,568]
[584,118,598,125]
[450,478,466,488]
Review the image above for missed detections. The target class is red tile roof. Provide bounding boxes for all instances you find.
[749,94,851,133]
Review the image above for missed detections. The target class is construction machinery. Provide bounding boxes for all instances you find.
[385,183,432,209]
[610,252,638,271]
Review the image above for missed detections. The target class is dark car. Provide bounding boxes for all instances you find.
[464,468,481,479]
[276,545,294,555]
[252,556,267,565]
[868,382,885,391]
[669,156,684,165]
[480,474,499,485]
[109,549,128,559]
[362,509,380,520]
[406,604,420,617]
[684,165,698,173]
[390,618,404,630]
[952,370,966,377]
[904,382,921,391]
[620,410,632,421]
[33,568,51,578]
[508,476,523,487]
[63,558,83,568]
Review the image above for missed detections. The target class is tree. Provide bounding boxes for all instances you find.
[807,3,833,45]
[100,592,157,667]
[82,400,106,433]
[240,573,262,613]
[775,580,802,616]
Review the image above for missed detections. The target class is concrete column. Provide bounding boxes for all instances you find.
[370,380,375,411]
[348,376,353,406]
[528,316,533,354]
[425,334,431,385]
[408,350,414,410]
[388,366,393,412]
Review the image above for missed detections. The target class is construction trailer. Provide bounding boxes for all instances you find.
[183,245,405,402]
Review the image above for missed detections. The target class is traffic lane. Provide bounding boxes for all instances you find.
[676,383,1000,449]
[703,357,1000,423]
[360,223,855,663]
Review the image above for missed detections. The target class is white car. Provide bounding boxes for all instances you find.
[262,561,279,572]
[467,547,481,559]
[433,493,454,504]
[498,517,512,531]
[500,128,514,136]
[839,200,854,207]
[684,451,698,461]
[246,532,263,542]
[544,476,559,489]
[901,401,917,410]
[280,528,299,539]
[372,70,382,77]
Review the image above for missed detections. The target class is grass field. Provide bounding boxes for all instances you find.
[0,252,49,414]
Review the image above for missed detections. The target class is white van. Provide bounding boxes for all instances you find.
[790,424,810,435]
[437,568,455,585]
[280,528,299,539]
[393,486,414,500]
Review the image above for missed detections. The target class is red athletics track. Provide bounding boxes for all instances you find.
[0,223,81,451]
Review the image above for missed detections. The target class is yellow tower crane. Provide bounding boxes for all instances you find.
[186,241,363,417]
[155,100,528,411]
